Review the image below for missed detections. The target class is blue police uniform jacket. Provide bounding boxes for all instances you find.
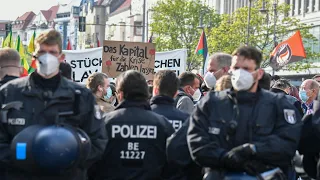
[187,88,302,171]
[150,95,189,131]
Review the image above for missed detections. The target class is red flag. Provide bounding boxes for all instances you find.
[67,39,72,50]
[97,36,100,47]
[270,31,306,70]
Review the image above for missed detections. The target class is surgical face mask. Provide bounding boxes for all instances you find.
[37,53,60,76]
[299,90,309,103]
[231,69,254,91]
[192,89,202,101]
[204,72,217,89]
[104,87,112,99]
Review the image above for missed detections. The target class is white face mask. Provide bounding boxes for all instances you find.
[231,69,254,91]
[204,72,217,89]
[192,89,202,101]
[37,53,60,76]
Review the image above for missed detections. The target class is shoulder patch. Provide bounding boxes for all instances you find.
[94,105,102,119]
[283,109,297,124]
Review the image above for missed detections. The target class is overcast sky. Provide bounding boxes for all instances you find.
[0,0,71,21]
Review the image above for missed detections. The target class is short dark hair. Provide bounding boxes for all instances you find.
[59,62,72,79]
[232,46,263,68]
[153,70,180,98]
[116,70,149,101]
[179,72,197,87]
[258,72,271,90]
[272,79,292,90]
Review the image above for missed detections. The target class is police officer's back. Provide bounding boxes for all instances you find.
[187,46,302,179]
[0,30,107,180]
[150,70,189,131]
[92,70,174,180]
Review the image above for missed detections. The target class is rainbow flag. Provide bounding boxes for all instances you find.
[195,30,209,74]
[16,35,30,77]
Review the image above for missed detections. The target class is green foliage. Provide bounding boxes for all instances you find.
[150,0,221,70]
[208,0,319,71]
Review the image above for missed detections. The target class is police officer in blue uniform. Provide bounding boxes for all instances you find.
[187,46,302,179]
[91,70,174,180]
[0,30,107,180]
[150,70,189,131]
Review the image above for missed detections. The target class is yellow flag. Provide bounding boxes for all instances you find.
[28,31,36,53]
[16,35,29,77]
[2,31,13,48]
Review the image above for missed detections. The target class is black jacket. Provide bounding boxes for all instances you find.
[0,73,107,180]
[270,88,304,117]
[150,95,189,131]
[187,89,302,171]
[0,75,18,87]
[92,100,175,180]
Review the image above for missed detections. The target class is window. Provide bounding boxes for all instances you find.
[292,0,295,15]
[305,0,309,12]
[312,0,315,12]
[134,22,142,36]
[298,0,301,15]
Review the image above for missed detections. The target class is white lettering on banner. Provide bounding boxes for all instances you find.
[63,48,187,84]
[111,125,157,139]
[168,120,182,131]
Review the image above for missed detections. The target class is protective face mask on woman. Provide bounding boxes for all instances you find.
[231,69,254,91]
[37,53,60,76]
[104,87,113,100]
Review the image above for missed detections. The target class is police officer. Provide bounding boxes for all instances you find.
[0,30,107,180]
[91,70,174,180]
[187,46,302,179]
[0,48,21,86]
[150,70,189,131]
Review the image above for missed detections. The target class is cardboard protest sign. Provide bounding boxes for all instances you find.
[155,49,187,76]
[102,41,156,80]
[63,47,102,83]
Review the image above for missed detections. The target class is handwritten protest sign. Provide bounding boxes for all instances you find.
[102,41,156,80]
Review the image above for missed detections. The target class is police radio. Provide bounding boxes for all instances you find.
[3,90,91,174]
[226,92,239,137]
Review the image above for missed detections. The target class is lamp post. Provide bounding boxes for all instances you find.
[142,0,147,42]
[246,0,252,45]
[146,9,154,41]
[272,0,278,48]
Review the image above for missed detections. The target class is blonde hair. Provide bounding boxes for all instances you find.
[215,75,232,91]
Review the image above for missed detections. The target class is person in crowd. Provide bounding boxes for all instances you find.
[187,46,302,179]
[86,72,115,114]
[270,75,281,88]
[148,85,153,100]
[91,70,174,180]
[175,72,200,114]
[313,74,320,84]
[0,48,21,86]
[106,83,117,107]
[259,72,271,90]
[298,89,320,179]
[299,79,320,115]
[215,75,232,91]
[271,79,304,116]
[151,70,189,131]
[289,85,302,102]
[59,62,72,80]
[204,53,232,90]
[0,48,22,179]
[0,30,107,180]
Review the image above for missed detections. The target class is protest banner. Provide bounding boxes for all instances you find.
[102,40,156,80]
[64,47,186,84]
[155,49,187,76]
[63,47,102,83]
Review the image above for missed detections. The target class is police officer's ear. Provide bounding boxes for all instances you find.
[152,86,159,96]
[58,53,66,63]
[116,91,124,102]
[256,69,264,81]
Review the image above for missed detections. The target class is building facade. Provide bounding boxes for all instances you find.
[12,11,36,44]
